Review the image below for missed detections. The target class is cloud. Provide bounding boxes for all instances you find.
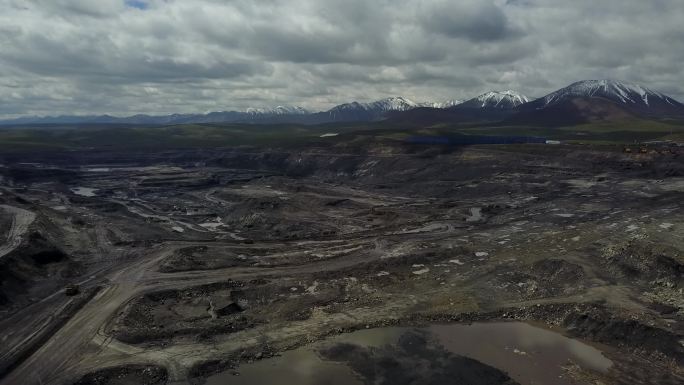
[420,0,523,42]
[0,0,682,117]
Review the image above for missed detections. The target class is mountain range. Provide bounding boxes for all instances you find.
[458,90,530,109]
[507,80,684,126]
[0,97,462,126]
[1,80,682,127]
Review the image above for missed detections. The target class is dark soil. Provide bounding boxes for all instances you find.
[73,365,167,385]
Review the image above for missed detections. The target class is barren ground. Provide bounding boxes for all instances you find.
[0,143,682,385]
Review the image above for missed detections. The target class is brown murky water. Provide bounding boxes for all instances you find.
[205,322,612,385]
[428,322,612,384]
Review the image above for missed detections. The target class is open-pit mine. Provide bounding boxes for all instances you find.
[0,142,683,385]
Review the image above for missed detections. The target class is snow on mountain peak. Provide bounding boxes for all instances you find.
[329,97,420,113]
[541,80,675,107]
[370,97,420,111]
[245,106,309,115]
[421,100,463,108]
[468,90,530,108]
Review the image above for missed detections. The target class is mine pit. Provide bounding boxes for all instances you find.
[0,145,682,385]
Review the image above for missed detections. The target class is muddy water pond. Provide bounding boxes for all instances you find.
[466,207,483,222]
[205,322,612,385]
[70,186,99,197]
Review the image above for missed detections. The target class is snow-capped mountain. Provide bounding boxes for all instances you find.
[245,106,310,115]
[369,96,421,112]
[508,80,684,126]
[458,91,530,109]
[2,80,681,126]
[515,79,684,121]
[421,100,463,109]
[328,97,419,113]
[535,80,682,110]
[324,97,425,122]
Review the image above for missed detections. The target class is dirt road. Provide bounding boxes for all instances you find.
[0,205,36,260]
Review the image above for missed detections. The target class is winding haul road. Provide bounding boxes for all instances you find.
[0,215,466,385]
[0,205,36,260]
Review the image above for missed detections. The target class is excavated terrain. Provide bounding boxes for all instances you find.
[0,142,682,385]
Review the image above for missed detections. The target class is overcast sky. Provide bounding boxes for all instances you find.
[1,0,683,117]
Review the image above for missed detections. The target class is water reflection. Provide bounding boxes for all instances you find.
[205,322,612,385]
[429,322,612,384]
[205,347,362,385]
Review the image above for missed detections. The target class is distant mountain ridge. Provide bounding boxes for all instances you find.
[458,90,529,109]
[245,106,310,115]
[510,80,684,126]
[539,80,679,108]
[521,80,684,116]
[0,96,465,126]
[1,80,682,126]
[320,97,464,123]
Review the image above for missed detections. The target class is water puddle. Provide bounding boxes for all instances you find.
[70,187,98,197]
[466,207,483,222]
[205,322,612,385]
[429,322,612,384]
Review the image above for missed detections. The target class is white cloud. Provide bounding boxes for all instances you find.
[0,0,682,117]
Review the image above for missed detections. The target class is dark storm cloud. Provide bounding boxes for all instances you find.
[0,0,682,117]
[421,0,523,42]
